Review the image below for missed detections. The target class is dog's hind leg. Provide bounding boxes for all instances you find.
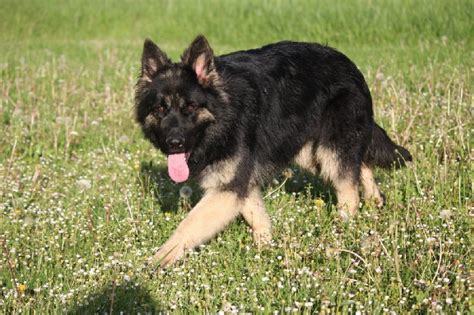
[332,177,360,220]
[316,146,360,220]
[150,190,241,267]
[240,188,272,248]
[360,163,385,208]
[295,142,361,218]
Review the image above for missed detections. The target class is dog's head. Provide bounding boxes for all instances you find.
[135,35,226,183]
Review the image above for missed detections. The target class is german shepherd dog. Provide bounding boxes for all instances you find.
[135,35,412,267]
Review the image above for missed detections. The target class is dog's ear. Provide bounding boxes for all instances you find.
[182,35,219,87]
[141,39,171,82]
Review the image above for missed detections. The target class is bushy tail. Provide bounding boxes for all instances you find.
[365,123,412,169]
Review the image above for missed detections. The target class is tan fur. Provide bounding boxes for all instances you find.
[316,147,360,218]
[294,142,317,173]
[199,155,240,190]
[333,178,360,219]
[240,188,272,247]
[143,57,158,82]
[360,164,384,207]
[151,190,241,267]
[295,143,361,218]
[315,146,340,182]
[160,68,181,80]
[163,95,172,107]
[142,54,173,82]
[153,145,379,266]
[144,113,158,127]
[195,108,216,124]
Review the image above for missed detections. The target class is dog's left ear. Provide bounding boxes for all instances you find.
[182,35,219,87]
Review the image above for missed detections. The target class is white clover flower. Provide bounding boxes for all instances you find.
[376,72,385,81]
[118,135,129,143]
[76,179,91,191]
[179,185,193,199]
[440,209,452,220]
[23,216,35,226]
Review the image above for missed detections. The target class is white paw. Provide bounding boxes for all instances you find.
[338,209,351,222]
[253,229,272,248]
[364,195,385,209]
[149,236,187,268]
[375,192,386,208]
[372,197,385,208]
[337,203,358,221]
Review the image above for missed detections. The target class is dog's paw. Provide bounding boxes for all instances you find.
[338,207,357,222]
[337,201,360,221]
[338,209,350,222]
[149,237,187,268]
[253,229,272,249]
[364,192,385,209]
[376,192,386,208]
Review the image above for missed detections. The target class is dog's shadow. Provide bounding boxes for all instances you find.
[67,282,162,314]
[282,166,336,203]
[138,160,336,212]
[138,160,202,212]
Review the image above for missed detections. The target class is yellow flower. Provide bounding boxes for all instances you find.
[314,198,326,208]
[18,284,27,294]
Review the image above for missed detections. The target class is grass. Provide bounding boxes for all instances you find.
[0,0,472,313]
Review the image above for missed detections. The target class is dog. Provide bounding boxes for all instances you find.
[134,35,412,267]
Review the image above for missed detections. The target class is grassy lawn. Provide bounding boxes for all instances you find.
[1,0,472,313]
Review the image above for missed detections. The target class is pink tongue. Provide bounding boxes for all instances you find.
[167,153,189,183]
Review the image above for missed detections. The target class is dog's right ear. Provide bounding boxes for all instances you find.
[141,39,171,82]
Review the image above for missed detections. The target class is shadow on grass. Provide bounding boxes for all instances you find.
[138,160,202,212]
[283,166,337,204]
[138,160,337,211]
[68,282,162,314]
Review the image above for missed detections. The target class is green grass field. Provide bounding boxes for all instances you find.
[1,0,472,313]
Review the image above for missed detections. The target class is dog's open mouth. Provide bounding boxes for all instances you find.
[167,152,191,183]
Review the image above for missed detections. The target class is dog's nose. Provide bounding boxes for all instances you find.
[166,137,185,150]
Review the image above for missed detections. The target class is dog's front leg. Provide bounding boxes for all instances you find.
[150,190,241,267]
[240,188,272,247]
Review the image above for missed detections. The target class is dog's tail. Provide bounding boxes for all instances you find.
[364,123,412,169]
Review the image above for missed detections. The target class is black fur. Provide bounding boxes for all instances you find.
[135,35,412,197]
[365,124,412,169]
